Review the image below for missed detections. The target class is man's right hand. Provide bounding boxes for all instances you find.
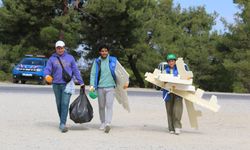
[89,86,95,92]
[45,75,53,84]
[123,82,129,89]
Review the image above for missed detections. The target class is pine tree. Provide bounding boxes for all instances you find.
[219,0,250,92]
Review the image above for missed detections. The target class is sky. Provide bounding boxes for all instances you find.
[174,0,240,31]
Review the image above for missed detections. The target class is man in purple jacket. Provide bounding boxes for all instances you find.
[44,40,84,133]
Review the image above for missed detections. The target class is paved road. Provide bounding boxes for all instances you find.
[1,83,250,150]
[0,83,249,100]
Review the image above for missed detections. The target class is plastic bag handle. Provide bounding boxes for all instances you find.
[80,88,84,95]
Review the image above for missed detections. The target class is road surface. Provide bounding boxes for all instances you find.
[0,82,249,150]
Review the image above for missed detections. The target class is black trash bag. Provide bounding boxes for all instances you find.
[69,90,93,123]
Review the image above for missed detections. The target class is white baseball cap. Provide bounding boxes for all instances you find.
[55,40,65,47]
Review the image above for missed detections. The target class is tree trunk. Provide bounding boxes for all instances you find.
[127,55,145,88]
[60,0,68,40]
[63,0,68,15]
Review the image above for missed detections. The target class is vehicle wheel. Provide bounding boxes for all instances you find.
[12,79,19,83]
[38,80,46,85]
[21,80,26,84]
[154,85,161,91]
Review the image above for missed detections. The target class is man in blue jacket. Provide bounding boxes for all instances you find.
[89,45,128,133]
[163,53,185,135]
[44,40,84,133]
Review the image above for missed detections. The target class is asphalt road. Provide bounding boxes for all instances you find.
[0,83,249,100]
[1,84,250,150]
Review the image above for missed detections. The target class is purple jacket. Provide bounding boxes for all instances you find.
[44,52,84,84]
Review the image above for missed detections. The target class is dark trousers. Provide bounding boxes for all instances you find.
[165,93,183,131]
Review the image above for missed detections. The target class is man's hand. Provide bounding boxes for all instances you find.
[123,82,129,89]
[89,86,95,92]
[45,75,53,84]
[80,84,85,92]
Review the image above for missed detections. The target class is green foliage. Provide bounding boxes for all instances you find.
[40,26,60,45]
[0,71,8,81]
[81,0,163,87]
[0,0,82,57]
[0,44,12,81]
[0,0,83,81]
[0,44,11,72]
[217,0,250,92]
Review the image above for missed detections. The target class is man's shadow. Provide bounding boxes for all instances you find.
[35,121,101,131]
[137,124,203,135]
[69,123,100,131]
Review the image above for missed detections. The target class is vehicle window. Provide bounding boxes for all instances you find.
[163,64,168,70]
[20,59,44,66]
[159,65,162,70]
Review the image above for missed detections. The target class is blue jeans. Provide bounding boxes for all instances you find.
[53,84,71,126]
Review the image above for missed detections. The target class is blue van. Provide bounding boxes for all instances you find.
[12,55,48,84]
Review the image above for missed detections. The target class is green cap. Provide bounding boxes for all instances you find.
[166,53,177,61]
[89,91,98,99]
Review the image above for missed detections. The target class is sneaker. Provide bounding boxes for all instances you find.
[99,123,105,130]
[59,124,68,133]
[175,128,181,135]
[169,131,175,134]
[104,124,111,133]
[61,127,68,133]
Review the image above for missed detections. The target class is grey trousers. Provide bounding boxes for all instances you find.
[165,93,183,131]
[97,87,115,124]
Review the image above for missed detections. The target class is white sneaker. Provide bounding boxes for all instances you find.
[99,123,105,130]
[169,131,175,134]
[104,124,111,133]
[175,128,181,135]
